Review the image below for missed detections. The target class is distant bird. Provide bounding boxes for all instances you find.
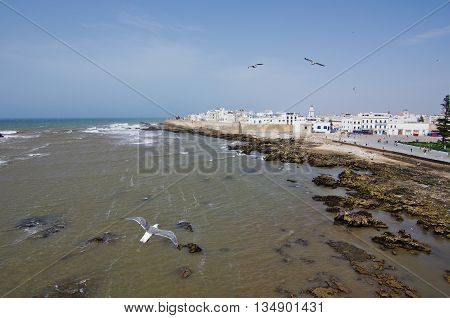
[126,217,179,247]
[304,58,325,67]
[248,63,264,69]
[353,86,356,92]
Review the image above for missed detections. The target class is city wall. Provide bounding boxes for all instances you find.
[164,119,292,138]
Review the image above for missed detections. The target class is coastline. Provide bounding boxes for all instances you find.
[141,119,450,296]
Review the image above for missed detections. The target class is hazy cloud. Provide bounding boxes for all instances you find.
[405,25,450,44]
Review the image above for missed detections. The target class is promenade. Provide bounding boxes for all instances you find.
[326,133,450,164]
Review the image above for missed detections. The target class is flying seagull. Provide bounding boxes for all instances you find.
[248,63,264,69]
[126,217,179,247]
[304,58,325,67]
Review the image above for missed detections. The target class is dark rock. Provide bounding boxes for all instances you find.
[372,230,431,254]
[39,279,90,298]
[334,210,388,228]
[0,133,3,138]
[180,243,202,253]
[16,215,66,239]
[444,270,450,283]
[306,274,349,298]
[312,175,339,189]
[180,266,192,278]
[327,240,418,297]
[274,287,297,298]
[81,232,120,246]
[286,179,297,183]
[176,221,193,232]
[326,207,341,213]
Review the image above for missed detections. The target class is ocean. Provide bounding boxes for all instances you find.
[0,118,448,297]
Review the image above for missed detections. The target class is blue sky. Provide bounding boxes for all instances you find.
[0,0,449,118]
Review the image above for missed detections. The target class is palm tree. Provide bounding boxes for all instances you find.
[436,94,450,145]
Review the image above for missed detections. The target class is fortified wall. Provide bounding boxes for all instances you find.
[164,119,293,138]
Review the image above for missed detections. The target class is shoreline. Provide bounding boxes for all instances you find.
[141,120,450,296]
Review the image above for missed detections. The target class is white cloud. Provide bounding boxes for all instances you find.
[405,25,450,44]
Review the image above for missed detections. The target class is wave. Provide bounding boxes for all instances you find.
[27,153,50,158]
[0,130,18,135]
[83,122,161,145]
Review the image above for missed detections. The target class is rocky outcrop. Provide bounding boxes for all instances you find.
[16,215,66,239]
[180,243,202,253]
[334,210,387,228]
[39,278,91,298]
[312,175,339,188]
[180,266,193,278]
[371,230,431,254]
[327,240,418,297]
[80,232,120,247]
[150,123,450,240]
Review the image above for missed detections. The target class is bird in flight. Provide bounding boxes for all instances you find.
[126,216,179,248]
[248,63,264,69]
[304,58,325,67]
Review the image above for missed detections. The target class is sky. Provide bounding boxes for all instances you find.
[0,0,449,118]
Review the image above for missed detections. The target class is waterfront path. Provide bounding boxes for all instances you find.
[325,134,450,164]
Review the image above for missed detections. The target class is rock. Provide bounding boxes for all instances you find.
[312,175,339,189]
[0,133,3,138]
[81,232,120,246]
[444,270,450,283]
[180,243,202,253]
[327,240,373,262]
[308,287,337,298]
[286,179,297,183]
[327,240,418,297]
[176,221,193,232]
[274,287,296,298]
[371,230,431,254]
[334,210,387,228]
[40,278,90,298]
[16,215,66,239]
[306,275,349,298]
[180,266,192,278]
[326,207,341,213]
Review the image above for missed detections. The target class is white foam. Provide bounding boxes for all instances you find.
[27,153,50,158]
[82,122,160,145]
[0,130,18,135]
[0,160,7,166]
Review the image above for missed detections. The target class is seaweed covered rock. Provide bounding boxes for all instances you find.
[81,232,120,247]
[16,215,66,239]
[39,279,91,298]
[327,240,418,297]
[312,175,339,189]
[371,230,431,254]
[334,210,387,228]
[180,243,202,253]
[180,266,193,278]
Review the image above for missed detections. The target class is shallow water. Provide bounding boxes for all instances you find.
[0,120,448,297]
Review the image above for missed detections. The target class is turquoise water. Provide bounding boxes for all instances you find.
[0,118,164,132]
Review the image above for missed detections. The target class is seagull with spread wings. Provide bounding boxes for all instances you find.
[248,63,264,69]
[126,217,179,248]
[304,58,325,67]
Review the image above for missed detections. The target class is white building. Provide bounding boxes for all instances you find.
[307,105,317,121]
[341,112,390,135]
[313,122,331,133]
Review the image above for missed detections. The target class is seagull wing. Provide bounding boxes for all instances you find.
[304,58,313,63]
[316,63,325,67]
[153,228,179,246]
[126,217,150,231]
[256,63,263,66]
